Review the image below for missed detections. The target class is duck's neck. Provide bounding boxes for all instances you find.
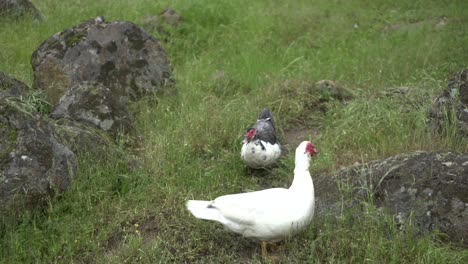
[289,157,313,192]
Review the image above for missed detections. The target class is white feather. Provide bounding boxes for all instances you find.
[187,141,315,242]
[241,140,281,168]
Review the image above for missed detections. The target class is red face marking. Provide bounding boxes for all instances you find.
[306,142,318,156]
[244,129,256,140]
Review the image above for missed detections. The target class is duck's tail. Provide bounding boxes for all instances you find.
[186,200,223,222]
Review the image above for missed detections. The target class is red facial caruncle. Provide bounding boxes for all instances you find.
[244,128,256,140]
[242,128,256,144]
[306,142,318,156]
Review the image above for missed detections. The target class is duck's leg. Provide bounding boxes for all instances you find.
[261,241,268,258]
[269,242,282,252]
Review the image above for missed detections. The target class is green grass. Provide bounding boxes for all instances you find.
[1,0,468,263]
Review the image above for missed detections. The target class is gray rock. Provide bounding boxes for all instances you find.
[139,8,181,37]
[51,118,113,156]
[0,0,42,21]
[428,69,468,136]
[0,71,29,97]
[315,151,468,247]
[317,80,354,102]
[385,86,413,96]
[31,16,173,106]
[51,82,133,138]
[159,8,181,26]
[0,93,77,214]
[0,71,52,115]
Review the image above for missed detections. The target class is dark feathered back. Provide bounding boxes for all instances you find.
[253,108,277,144]
[257,108,275,129]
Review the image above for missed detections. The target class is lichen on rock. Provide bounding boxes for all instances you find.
[0,0,42,21]
[0,92,77,214]
[315,151,468,247]
[428,69,468,136]
[31,16,174,106]
[51,81,134,138]
[0,71,29,97]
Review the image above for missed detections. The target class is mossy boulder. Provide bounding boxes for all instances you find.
[138,8,181,41]
[0,93,77,214]
[315,151,468,247]
[51,118,113,156]
[316,80,354,102]
[0,0,42,21]
[0,71,29,97]
[51,82,133,138]
[31,16,174,106]
[0,123,17,160]
[428,69,468,136]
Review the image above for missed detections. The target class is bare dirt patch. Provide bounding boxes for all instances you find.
[382,17,450,33]
[138,215,160,242]
[282,124,320,154]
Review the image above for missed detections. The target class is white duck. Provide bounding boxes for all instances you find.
[241,108,281,169]
[186,141,318,257]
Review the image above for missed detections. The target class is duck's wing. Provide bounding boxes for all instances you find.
[252,119,277,145]
[210,188,289,226]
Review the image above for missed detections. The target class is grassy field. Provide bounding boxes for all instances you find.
[1,0,468,263]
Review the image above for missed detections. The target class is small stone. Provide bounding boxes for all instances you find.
[316,80,354,102]
[428,69,468,136]
[442,161,455,167]
[423,188,433,197]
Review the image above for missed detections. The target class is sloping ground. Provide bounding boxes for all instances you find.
[1,0,468,263]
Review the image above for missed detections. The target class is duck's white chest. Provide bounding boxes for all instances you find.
[241,140,281,168]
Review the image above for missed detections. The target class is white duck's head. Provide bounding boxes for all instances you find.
[295,141,318,169]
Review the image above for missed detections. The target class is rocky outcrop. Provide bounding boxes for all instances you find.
[0,93,77,213]
[316,80,354,102]
[31,16,173,106]
[0,72,113,214]
[139,8,181,38]
[31,16,173,139]
[51,82,133,137]
[0,71,29,97]
[315,151,468,247]
[51,118,112,156]
[0,0,42,20]
[159,8,181,26]
[428,69,468,136]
